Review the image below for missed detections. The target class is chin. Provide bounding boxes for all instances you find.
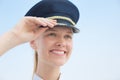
[52,60,67,67]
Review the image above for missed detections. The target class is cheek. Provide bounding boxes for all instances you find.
[67,41,73,53]
[36,38,54,54]
[42,38,54,48]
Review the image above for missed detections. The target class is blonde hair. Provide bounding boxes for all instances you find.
[32,51,38,80]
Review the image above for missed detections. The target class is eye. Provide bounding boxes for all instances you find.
[64,35,72,39]
[48,33,56,37]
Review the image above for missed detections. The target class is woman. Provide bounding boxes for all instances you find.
[0,0,80,80]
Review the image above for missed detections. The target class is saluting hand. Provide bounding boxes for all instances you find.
[11,17,57,43]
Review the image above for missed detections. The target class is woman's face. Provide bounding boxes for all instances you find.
[31,26,73,67]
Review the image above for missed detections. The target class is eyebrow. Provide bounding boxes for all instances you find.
[45,28,73,34]
[45,28,56,32]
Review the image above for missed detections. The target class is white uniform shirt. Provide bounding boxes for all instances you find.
[33,74,62,80]
[33,74,43,80]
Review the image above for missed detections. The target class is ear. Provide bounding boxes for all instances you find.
[30,40,37,50]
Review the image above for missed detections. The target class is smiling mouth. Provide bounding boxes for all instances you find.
[49,50,66,55]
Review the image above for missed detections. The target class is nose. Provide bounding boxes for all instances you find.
[56,37,66,47]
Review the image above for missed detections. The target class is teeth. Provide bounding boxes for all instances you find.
[52,51,64,54]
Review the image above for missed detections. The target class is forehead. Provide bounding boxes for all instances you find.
[45,26,73,33]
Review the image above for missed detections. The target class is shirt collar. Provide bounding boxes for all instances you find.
[33,74,43,80]
[33,73,61,80]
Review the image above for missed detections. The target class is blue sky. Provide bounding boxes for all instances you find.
[0,0,120,80]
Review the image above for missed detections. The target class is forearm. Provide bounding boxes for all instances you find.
[0,31,22,56]
[0,17,56,56]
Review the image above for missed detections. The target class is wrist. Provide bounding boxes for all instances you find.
[7,30,24,45]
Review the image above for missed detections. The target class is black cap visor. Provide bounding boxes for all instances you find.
[55,19,80,33]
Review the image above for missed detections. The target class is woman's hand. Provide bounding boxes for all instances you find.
[11,17,57,43]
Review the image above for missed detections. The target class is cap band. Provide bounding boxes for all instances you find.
[47,16,75,26]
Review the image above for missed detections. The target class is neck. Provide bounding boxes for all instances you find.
[36,61,60,80]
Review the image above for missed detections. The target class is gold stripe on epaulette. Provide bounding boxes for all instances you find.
[47,16,75,26]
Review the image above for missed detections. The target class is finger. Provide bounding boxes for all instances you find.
[25,17,56,31]
[24,17,48,31]
[46,19,57,26]
[38,18,57,28]
[44,18,57,28]
[30,17,57,28]
[33,17,48,27]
